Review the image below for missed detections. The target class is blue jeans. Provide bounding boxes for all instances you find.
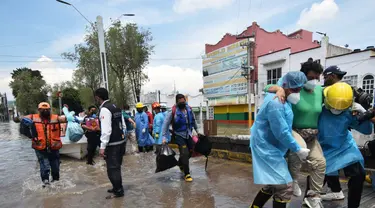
[35,150,60,182]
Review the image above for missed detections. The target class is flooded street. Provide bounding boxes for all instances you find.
[1,121,375,208]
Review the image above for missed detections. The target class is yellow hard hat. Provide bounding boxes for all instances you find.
[135,102,144,109]
[324,82,353,110]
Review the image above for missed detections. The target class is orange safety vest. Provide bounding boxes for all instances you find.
[31,114,62,151]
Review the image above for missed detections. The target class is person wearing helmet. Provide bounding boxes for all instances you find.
[135,102,154,153]
[160,103,167,114]
[250,72,310,208]
[265,61,325,208]
[152,102,166,154]
[14,102,67,187]
[318,82,374,208]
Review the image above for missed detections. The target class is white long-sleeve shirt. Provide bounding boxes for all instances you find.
[99,100,112,149]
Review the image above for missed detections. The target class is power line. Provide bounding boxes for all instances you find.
[0,39,57,48]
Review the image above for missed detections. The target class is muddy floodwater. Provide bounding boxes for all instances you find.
[1,122,375,208]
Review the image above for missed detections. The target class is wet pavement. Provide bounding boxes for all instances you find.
[1,122,375,208]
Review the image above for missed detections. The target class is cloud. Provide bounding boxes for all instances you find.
[297,0,339,28]
[292,0,375,49]
[28,56,75,86]
[173,0,235,14]
[143,65,203,95]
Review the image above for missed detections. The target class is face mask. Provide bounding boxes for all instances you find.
[304,79,319,90]
[287,93,301,104]
[41,110,51,118]
[330,109,343,115]
[92,114,97,118]
[177,102,186,109]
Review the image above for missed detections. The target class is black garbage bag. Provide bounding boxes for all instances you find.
[155,144,178,173]
[194,134,212,171]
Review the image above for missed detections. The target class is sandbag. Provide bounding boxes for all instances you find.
[155,144,178,173]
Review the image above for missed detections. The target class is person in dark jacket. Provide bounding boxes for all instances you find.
[81,105,101,165]
[162,94,198,182]
[95,88,126,199]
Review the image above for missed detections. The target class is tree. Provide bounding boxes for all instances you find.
[62,27,103,102]
[10,67,43,98]
[106,22,153,103]
[9,71,47,115]
[62,22,153,107]
[59,87,83,115]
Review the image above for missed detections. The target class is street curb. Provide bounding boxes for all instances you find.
[168,144,252,163]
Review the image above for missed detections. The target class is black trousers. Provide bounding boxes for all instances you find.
[138,145,154,153]
[324,162,365,208]
[86,134,101,164]
[175,135,193,176]
[105,143,125,195]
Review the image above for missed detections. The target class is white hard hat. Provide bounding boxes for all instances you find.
[160,103,167,108]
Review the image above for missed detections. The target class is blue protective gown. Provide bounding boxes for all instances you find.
[162,111,171,141]
[318,107,373,175]
[135,111,154,147]
[153,112,165,144]
[250,93,301,185]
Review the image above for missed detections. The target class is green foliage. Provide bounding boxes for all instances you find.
[62,22,153,107]
[9,71,47,115]
[10,67,43,98]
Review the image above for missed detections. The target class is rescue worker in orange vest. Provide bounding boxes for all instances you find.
[16,102,66,187]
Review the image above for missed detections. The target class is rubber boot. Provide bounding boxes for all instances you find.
[250,190,272,208]
[273,200,287,208]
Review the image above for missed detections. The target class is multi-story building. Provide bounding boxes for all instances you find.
[202,22,320,125]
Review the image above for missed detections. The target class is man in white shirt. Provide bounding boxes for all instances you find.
[95,88,126,199]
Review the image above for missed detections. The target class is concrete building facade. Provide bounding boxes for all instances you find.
[203,22,320,124]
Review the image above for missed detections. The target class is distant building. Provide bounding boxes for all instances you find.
[203,22,321,124]
[0,93,10,122]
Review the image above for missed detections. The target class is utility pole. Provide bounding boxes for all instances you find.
[236,35,255,127]
[158,90,161,103]
[58,87,62,115]
[96,16,109,90]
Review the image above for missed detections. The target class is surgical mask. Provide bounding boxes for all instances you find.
[287,93,301,104]
[330,109,343,115]
[177,102,186,109]
[92,114,97,118]
[304,79,319,90]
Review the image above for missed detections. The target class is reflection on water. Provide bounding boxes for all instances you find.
[0,121,253,208]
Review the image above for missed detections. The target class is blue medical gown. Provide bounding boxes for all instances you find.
[135,112,154,147]
[153,112,165,145]
[318,107,373,175]
[250,93,301,185]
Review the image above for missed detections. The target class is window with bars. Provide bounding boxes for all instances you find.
[362,75,374,98]
[267,68,282,85]
[342,75,358,87]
